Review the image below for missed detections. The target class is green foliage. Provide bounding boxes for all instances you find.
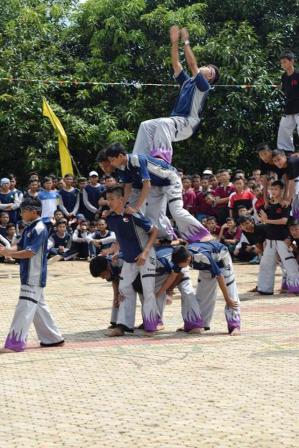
[0,0,298,182]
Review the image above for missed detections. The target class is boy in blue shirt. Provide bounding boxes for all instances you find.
[106,185,160,335]
[0,197,64,353]
[132,26,219,164]
[106,143,211,244]
[172,242,241,335]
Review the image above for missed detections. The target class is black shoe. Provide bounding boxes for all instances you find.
[257,291,274,295]
[40,339,65,347]
[204,327,210,331]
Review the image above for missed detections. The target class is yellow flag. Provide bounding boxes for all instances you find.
[42,98,74,176]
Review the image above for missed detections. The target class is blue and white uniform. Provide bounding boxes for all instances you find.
[132,70,210,163]
[107,211,159,332]
[4,218,63,352]
[83,184,104,221]
[119,154,210,243]
[38,189,60,223]
[156,246,204,331]
[186,241,241,333]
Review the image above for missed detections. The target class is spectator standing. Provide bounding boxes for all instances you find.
[83,171,104,221]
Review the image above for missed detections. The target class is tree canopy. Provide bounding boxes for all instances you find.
[0,0,298,182]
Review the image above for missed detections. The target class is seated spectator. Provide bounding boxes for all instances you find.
[288,219,299,263]
[71,220,90,260]
[0,232,10,263]
[0,211,9,238]
[236,204,251,221]
[182,176,196,215]
[219,217,242,254]
[48,220,72,258]
[204,216,220,239]
[5,223,16,245]
[88,218,116,256]
[228,177,255,220]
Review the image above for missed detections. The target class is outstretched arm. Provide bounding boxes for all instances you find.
[181,28,199,77]
[170,26,182,77]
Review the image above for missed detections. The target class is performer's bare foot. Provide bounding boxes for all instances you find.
[0,348,17,354]
[230,328,241,336]
[176,326,185,332]
[188,327,205,334]
[156,324,165,331]
[105,327,125,337]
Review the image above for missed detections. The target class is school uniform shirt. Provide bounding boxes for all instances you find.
[187,241,229,277]
[214,184,235,209]
[265,203,291,240]
[0,190,20,223]
[281,70,299,115]
[48,231,72,249]
[0,225,7,238]
[90,230,116,250]
[242,223,267,245]
[59,188,80,215]
[38,189,60,222]
[83,184,105,216]
[171,70,210,122]
[118,154,178,189]
[107,212,153,263]
[183,188,196,214]
[195,190,217,216]
[228,190,255,218]
[18,218,48,287]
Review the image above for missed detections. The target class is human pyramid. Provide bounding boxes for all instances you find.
[1,26,299,352]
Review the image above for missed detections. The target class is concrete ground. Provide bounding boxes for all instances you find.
[0,261,298,448]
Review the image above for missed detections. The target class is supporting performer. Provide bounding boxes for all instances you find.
[0,197,64,353]
[132,26,219,163]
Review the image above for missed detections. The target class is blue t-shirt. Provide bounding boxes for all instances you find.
[171,70,210,120]
[155,246,175,273]
[187,241,229,277]
[118,154,178,188]
[18,219,48,287]
[0,191,19,224]
[107,212,153,263]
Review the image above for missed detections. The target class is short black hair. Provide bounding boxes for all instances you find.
[238,215,254,224]
[256,142,271,153]
[106,184,124,197]
[96,149,109,163]
[56,220,67,226]
[89,256,108,277]
[6,223,16,230]
[280,50,295,61]
[105,142,127,158]
[64,173,73,178]
[206,216,216,222]
[208,64,220,84]
[272,149,286,158]
[42,176,52,185]
[271,180,284,189]
[21,197,42,213]
[237,204,247,210]
[288,218,299,227]
[172,245,192,265]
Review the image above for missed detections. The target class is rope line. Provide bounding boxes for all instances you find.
[0,77,279,89]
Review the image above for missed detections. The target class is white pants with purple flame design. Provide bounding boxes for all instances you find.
[195,254,241,333]
[4,284,63,352]
[118,249,160,332]
[257,239,299,294]
[132,116,199,164]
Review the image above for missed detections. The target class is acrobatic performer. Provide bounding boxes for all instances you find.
[171,242,241,335]
[132,26,219,163]
[0,197,64,353]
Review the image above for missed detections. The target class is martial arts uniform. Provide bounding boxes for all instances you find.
[155,246,204,332]
[257,203,299,293]
[4,218,63,351]
[282,157,299,219]
[107,212,159,332]
[118,154,210,243]
[277,70,299,152]
[186,241,241,334]
[132,70,210,163]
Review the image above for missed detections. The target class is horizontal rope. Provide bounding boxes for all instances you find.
[0,77,279,89]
